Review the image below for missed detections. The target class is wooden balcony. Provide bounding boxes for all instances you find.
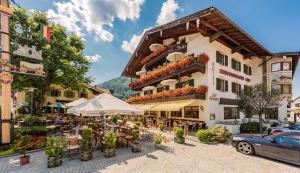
[132,60,205,91]
[145,43,187,69]
[130,94,206,104]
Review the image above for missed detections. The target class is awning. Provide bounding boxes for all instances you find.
[136,103,158,110]
[151,100,194,111]
[293,109,300,113]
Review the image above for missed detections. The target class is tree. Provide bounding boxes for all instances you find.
[236,83,280,133]
[10,8,92,114]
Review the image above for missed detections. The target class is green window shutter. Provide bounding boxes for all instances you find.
[239,84,242,93]
[216,78,220,90]
[225,80,228,92]
[249,67,252,75]
[225,55,228,66]
[238,62,241,71]
[189,79,194,87]
[232,82,235,93]
[231,59,234,69]
[175,83,181,89]
[216,51,220,63]
[243,64,246,74]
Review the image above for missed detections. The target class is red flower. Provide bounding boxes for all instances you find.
[197,53,209,64]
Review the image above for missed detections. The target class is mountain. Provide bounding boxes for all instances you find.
[97,76,137,100]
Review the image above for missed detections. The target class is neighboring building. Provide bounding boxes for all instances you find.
[122,7,299,132]
[289,96,300,122]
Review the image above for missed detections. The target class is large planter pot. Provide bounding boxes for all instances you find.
[131,142,141,153]
[47,156,62,168]
[80,150,93,161]
[154,143,162,149]
[20,155,30,165]
[104,148,116,158]
[174,137,185,144]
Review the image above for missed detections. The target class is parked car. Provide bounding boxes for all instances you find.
[271,124,300,135]
[232,132,300,166]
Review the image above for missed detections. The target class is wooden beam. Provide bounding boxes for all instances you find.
[209,31,223,42]
[231,46,243,54]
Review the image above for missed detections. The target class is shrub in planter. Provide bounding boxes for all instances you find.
[104,131,117,157]
[159,124,165,131]
[15,126,48,137]
[240,122,260,133]
[153,133,163,149]
[196,126,231,143]
[140,116,147,127]
[174,127,185,144]
[80,128,93,161]
[214,126,231,142]
[131,124,141,152]
[45,137,67,168]
[18,135,31,165]
[111,116,118,124]
[23,115,41,126]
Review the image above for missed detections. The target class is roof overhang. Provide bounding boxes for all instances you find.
[122,7,271,77]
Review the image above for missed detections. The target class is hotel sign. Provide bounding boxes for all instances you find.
[219,69,251,82]
[0,72,13,84]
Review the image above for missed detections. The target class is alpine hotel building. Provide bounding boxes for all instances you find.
[122,7,299,133]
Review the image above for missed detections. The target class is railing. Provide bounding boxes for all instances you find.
[129,94,206,104]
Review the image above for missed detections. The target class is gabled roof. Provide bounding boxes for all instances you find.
[81,83,111,94]
[122,7,272,77]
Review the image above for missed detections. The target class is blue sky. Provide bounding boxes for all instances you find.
[16,0,300,98]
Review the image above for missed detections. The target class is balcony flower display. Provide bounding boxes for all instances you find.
[129,55,207,88]
[197,53,209,64]
[141,46,167,65]
[127,85,208,103]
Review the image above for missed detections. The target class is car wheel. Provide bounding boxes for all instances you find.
[237,142,254,155]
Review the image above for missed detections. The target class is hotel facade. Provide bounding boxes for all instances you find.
[122,7,299,133]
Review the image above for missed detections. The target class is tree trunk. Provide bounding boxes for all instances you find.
[259,113,263,134]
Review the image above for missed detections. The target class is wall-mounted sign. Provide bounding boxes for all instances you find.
[219,69,251,82]
[0,72,13,83]
[13,44,42,60]
[20,61,45,75]
[209,93,219,101]
[210,113,216,120]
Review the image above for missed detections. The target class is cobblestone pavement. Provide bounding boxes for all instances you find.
[0,132,299,173]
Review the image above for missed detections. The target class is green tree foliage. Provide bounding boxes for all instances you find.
[97,76,137,100]
[10,8,92,113]
[236,83,280,133]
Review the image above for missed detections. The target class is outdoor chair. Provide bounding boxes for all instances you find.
[66,137,80,156]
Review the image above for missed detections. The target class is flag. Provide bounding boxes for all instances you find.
[40,24,51,43]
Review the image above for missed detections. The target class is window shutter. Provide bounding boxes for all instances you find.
[239,84,242,93]
[58,91,61,97]
[176,83,181,89]
[231,82,234,93]
[189,79,194,87]
[216,51,220,63]
[249,67,252,75]
[216,78,220,90]
[243,64,246,73]
[238,62,241,71]
[225,55,228,66]
[225,80,228,92]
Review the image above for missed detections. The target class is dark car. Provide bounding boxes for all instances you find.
[271,124,300,135]
[232,132,300,166]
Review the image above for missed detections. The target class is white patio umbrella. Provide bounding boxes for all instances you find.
[67,93,144,116]
[160,79,177,86]
[142,86,156,91]
[149,43,163,51]
[166,52,185,62]
[65,98,87,108]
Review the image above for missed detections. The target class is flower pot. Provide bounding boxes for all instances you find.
[131,142,141,153]
[104,148,116,158]
[47,156,62,168]
[154,143,162,149]
[80,150,93,161]
[174,137,185,144]
[20,155,30,165]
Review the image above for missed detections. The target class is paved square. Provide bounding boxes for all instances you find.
[0,132,299,173]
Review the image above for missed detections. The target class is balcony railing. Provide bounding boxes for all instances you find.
[129,56,206,91]
[129,94,206,104]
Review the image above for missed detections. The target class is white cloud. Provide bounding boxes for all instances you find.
[156,0,180,26]
[85,54,101,62]
[121,0,180,54]
[48,0,145,42]
[121,27,151,53]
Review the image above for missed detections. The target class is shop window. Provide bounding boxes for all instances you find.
[144,90,153,95]
[64,91,75,98]
[216,51,228,66]
[243,64,252,75]
[171,110,182,118]
[157,86,169,93]
[184,106,199,119]
[50,90,61,97]
[232,82,241,94]
[80,93,88,98]
[231,59,241,71]
[216,78,228,92]
[161,111,167,118]
[149,111,157,116]
[224,107,240,119]
[265,108,278,119]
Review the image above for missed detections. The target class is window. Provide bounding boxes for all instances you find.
[157,86,169,93]
[244,85,251,94]
[175,79,194,89]
[231,59,241,71]
[224,107,239,119]
[171,110,182,117]
[161,111,167,118]
[271,85,281,94]
[184,106,199,119]
[64,91,75,98]
[232,82,241,94]
[216,51,228,66]
[144,90,153,95]
[80,93,88,98]
[244,64,252,75]
[282,62,291,71]
[272,63,281,72]
[282,84,291,94]
[50,90,61,97]
[265,108,278,119]
[274,135,300,145]
[295,103,300,108]
[216,78,228,92]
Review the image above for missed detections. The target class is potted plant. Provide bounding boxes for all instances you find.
[131,124,141,152]
[45,137,67,168]
[18,135,31,165]
[153,133,163,149]
[174,127,185,144]
[80,128,93,161]
[104,131,117,157]
[159,124,165,131]
[140,116,147,127]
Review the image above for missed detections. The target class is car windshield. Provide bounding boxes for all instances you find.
[274,134,300,146]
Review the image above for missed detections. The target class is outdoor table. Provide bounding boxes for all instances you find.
[65,134,82,141]
[115,132,126,147]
